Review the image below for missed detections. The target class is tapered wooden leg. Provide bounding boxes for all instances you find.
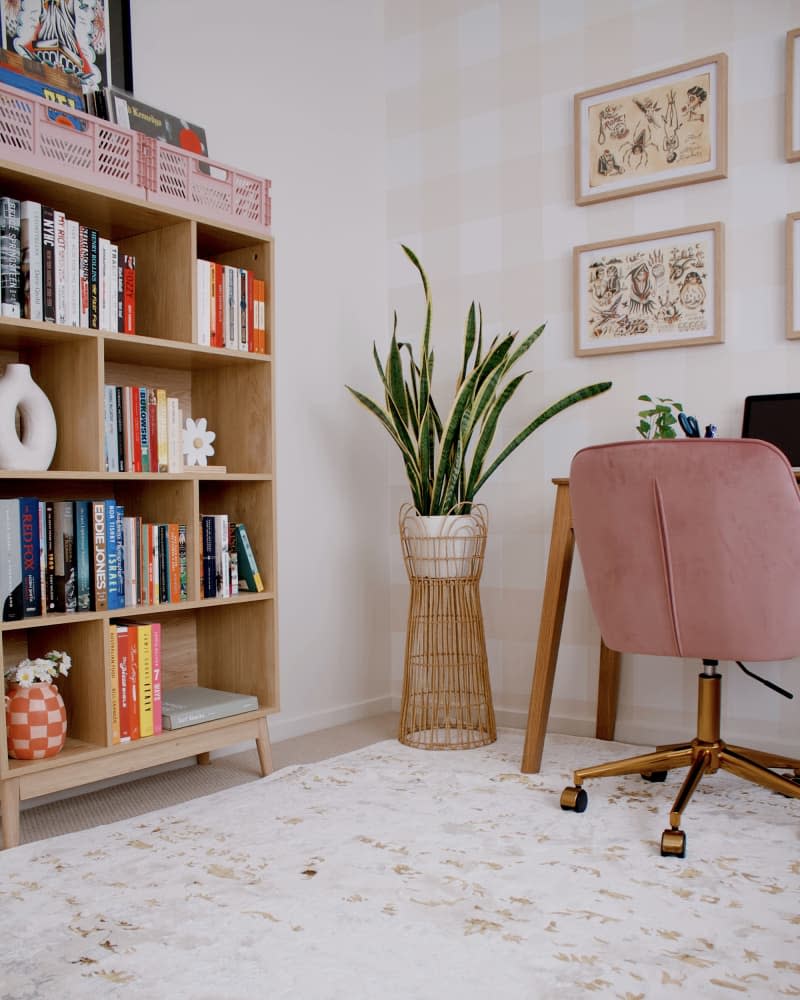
[255,715,273,776]
[522,483,574,773]
[1,777,21,850]
[595,640,621,741]
[196,752,212,765]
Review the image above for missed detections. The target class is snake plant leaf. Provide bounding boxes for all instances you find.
[464,372,529,500]
[372,340,385,382]
[471,381,613,497]
[460,303,477,388]
[439,416,468,515]
[430,366,482,507]
[385,333,409,426]
[503,324,546,374]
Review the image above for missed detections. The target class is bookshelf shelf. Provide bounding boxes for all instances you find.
[0,154,277,848]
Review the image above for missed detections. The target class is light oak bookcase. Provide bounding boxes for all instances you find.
[0,157,277,849]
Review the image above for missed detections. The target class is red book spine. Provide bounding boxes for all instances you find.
[117,625,131,742]
[127,624,140,740]
[213,262,224,347]
[123,255,135,334]
[151,621,162,735]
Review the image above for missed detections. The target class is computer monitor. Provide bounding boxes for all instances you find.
[741,392,800,467]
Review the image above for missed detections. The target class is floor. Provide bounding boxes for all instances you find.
[15,711,400,846]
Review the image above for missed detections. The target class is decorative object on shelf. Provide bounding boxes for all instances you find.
[574,222,724,357]
[4,650,71,760]
[347,245,611,750]
[182,416,216,467]
[637,395,685,439]
[787,29,800,162]
[0,363,57,470]
[398,503,494,750]
[574,52,728,205]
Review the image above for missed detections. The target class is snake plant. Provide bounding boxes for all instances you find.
[346,245,612,516]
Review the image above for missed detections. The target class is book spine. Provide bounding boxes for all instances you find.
[43,499,56,613]
[98,236,109,331]
[53,500,76,613]
[129,385,142,473]
[105,498,120,611]
[88,227,99,329]
[74,500,91,612]
[19,496,41,617]
[38,500,46,614]
[167,396,182,473]
[157,523,169,603]
[147,388,158,474]
[228,519,238,595]
[66,218,79,326]
[151,621,162,735]
[156,388,168,472]
[53,209,66,325]
[247,269,254,353]
[214,513,229,598]
[109,242,118,333]
[109,624,121,745]
[116,246,123,332]
[196,259,209,345]
[136,623,154,738]
[20,200,43,321]
[103,384,118,473]
[224,266,237,349]
[127,624,140,740]
[150,523,159,604]
[235,522,264,592]
[0,498,23,621]
[90,499,107,611]
[122,515,138,607]
[213,262,224,348]
[178,523,187,601]
[115,503,125,608]
[41,205,55,323]
[138,385,149,473]
[168,523,180,603]
[78,224,89,327]
[116,624,131,742]
[0,197,21,318]
[239,268,248,351]
[115,386,125,471]
[122,254,135,334]
[201,515,216,598]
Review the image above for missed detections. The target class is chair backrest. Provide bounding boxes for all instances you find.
[569,439,800,662]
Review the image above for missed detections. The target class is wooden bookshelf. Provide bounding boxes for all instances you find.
[0,157,277,849]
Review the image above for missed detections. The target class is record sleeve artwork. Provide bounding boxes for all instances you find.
[588,71,713,193]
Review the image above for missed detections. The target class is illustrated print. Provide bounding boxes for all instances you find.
[588,71,712,190]
[584,237,710,343]
[2,0,110,89]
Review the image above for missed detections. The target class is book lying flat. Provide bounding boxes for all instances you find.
[161,686,259,730]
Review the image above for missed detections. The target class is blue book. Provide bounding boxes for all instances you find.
[115,504,125,608]
[74,500,91,612]
[105,499,121,611]
[19,496,41,617]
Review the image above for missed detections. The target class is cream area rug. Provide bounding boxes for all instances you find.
[1,731,799,999]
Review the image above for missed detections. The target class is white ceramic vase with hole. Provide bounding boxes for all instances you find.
[0,363,57,470]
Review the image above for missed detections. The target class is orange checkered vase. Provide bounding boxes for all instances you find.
[5,682,67,760]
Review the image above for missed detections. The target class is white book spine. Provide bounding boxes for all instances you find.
[104,385,118,472]
[20,200,43,322]
[54,209,66,325]
[213,514,229,598]
[167,397,182,473]
[110,243,119,334]
[196,259,210,345]
[122,516,138,607]
[98,237,110,331]
[66,219,80,327]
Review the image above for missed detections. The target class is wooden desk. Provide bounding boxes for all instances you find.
[521,478,621,773]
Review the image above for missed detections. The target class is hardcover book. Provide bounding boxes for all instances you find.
[41,204,55,323]
[105,86,209,160]
[0,498,23,621]
[19,496,41,616]
[20,200,43,321]
[53,499,76,612]
[0,196,22,318]
[161,686,259,730]
[90,499,107,611]
[74,499,91,612]
[235,523,264,593]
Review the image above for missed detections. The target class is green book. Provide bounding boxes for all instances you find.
[234,522,263,593]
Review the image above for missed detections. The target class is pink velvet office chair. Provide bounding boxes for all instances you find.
[560,439,800,858]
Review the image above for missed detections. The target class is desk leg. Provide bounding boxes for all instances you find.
[595,640,621,741]
[521,484,574,774]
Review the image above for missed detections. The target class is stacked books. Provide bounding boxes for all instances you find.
[160,686,259,730]
[0,496,188,621]
[104,384,184,473]
[196,259,267,352]
[109,621,162,742]
[0,195,136,330]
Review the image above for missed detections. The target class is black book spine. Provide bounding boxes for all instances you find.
[88,228,99,329]
[45,500,56,612]
[158,523,169,603]
[201,515,215,598]
[41,205,56,323]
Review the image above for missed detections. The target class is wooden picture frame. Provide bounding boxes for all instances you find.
[787,213,800,338]
[786,29,800,162]
[574,53,728,206]
[573,222,724,357]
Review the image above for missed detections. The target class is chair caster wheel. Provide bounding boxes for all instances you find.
[660,828,686,858]
[642,770,668,782]
[560,786,588,812]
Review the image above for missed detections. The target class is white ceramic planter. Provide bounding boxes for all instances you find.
[401,511,483,579]
[0,363,57,471]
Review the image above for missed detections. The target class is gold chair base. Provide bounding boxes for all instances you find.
[561,672,800,857]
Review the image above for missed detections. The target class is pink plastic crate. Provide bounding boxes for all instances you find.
[137,135,271,235]
[0,81,143,197]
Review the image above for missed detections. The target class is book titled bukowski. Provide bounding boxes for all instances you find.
[160,686,259,730]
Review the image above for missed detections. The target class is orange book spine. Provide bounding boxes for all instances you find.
[168,522,180,603]
[127,624,140,740]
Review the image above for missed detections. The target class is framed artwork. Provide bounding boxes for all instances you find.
[787,29,800,162]
[787,213,800,339]
[0,0,132,91]
[573,222,724,357]
[574,53,728,206]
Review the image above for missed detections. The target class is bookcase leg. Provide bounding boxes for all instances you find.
[1,778,21,849]
[196,752,212,766]
[256,716,273,776]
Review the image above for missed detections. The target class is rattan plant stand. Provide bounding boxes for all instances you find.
[398,504,496,749]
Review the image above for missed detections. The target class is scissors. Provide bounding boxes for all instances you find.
[678,412,700,437]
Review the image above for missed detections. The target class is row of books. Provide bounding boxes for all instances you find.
[0,196,136,332]
[110,621,162,743]
[201,515,264,599]
[196,259,267,353]
[0,496,189,622]
[104,384,184,474]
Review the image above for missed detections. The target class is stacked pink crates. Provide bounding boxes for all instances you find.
[0,81,271,235]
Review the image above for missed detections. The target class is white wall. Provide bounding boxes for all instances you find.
[130,0,392,739]
[385,0,800,754]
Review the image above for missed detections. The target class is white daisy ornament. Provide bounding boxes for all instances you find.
[183,416,216,467]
